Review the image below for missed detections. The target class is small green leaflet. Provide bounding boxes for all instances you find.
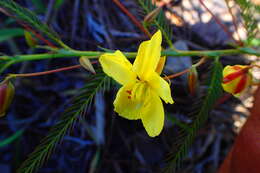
[0,129,24,148]
[0,28,24,42]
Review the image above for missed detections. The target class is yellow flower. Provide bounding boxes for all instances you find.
[222,65,252,97]
[99,30,174,137]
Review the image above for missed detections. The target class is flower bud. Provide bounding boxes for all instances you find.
[222,65,252,97]
[24,31,38,48]
[155,56,166,75]
[79,56,96,74]
[0,80,15,117]
[144,6,162,24]
[188,66,198,96]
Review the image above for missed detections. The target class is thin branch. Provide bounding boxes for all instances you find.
[0,47,259,74]
[224,0,243,43]
[164,68,190,80]
[164,57,207,79]
[112,0,151,37]
[199,0,242,46]
[23,24,57,48]
[0,7,58,48]
[9,65,82,78]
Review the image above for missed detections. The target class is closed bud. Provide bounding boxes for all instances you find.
[79,56,96,74]
[222,65,252,97]
[144,6,162,24]
[24,30,38,48]
[188,66,198,96]
[155,56,166,75]
[0,80,15,117]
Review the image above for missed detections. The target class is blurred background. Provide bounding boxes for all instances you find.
[0,0,257,172]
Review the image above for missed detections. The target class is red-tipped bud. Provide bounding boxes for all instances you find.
[144,6,162,24]
[24,30,38,48]
[0,80,15,117]
[155,56,166,75]
[188,66,198,96]
[222,65,252,97]
[79,56,96,74]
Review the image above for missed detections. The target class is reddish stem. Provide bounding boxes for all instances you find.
[199,0,242,46]
[12,65,81,78]
[215,93,232,106]
[164,57,207,80]
[112,0,151,37]
[224,0,243,44]
[252,64,260,68]
[164,68,190,80]
[0,8,58,48]
[22,24,57,48]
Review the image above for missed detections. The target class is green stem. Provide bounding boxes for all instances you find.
[163,48,259,57]
[56,40,73,50]
[0,48,259,74]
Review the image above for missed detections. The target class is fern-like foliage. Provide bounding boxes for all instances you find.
[236,0,259,43]
[0,0,60,44]
[137,0,173,47]
[18,72,110,173]
[164,58,223,172]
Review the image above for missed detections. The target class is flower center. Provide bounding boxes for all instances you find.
[126,81,149,105]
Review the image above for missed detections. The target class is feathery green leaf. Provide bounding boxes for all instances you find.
[18,72,110,173]
[164,58,223,172]
[137,0,174,48]
[0,28,24,42]
[0,0,61,44]
[236,0,259,44]
[0,129,24,148]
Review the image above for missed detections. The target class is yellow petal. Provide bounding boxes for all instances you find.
[155,56,166,75]
[147,72,174,104]
[141,90,164,137]
[99,50,136,85]
[133,30,162,80]
[114,83,143,120]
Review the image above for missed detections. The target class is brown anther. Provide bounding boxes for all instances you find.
[126,90,132,95]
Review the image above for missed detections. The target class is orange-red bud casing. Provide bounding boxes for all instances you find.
[222,65,251,96]
[0,80,15,117]
[188,66,198,95]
